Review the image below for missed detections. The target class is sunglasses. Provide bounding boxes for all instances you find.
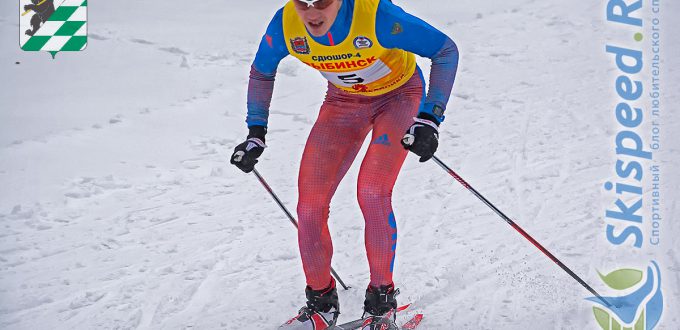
[293,0,336,10]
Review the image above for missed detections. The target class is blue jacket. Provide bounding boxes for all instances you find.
[246,0,459,127]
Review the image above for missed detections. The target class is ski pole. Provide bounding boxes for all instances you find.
[252,168,351,290]
[431,156,614,308]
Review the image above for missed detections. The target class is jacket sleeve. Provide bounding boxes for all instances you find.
[376,0,459,123]
[246,8,290,128]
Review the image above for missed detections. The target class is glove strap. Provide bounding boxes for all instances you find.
[245,137,266,151]
[412,117,439,132]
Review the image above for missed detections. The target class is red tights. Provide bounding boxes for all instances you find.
[297,73,424,290]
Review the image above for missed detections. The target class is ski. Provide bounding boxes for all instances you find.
[330,304,420,330]
[400,314,423,329]
[331,318,367,330]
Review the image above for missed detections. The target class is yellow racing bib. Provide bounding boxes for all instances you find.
[282,0,416,96]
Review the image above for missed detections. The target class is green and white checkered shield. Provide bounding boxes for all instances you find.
[20,0,87,55]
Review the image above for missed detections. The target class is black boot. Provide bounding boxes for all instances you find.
[305,280,339,314]
[280,278,339,329]
[361,283,400,329]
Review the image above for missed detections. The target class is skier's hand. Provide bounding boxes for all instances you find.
[230,126,267,173]
[24,5,32,11]
[401,113,439,162]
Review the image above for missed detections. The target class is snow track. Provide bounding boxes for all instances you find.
[2,0,679,329]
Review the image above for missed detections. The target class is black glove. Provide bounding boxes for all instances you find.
[401,113,440,162]
[231,126,267,173]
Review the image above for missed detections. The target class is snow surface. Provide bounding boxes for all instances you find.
[1,0,679,329]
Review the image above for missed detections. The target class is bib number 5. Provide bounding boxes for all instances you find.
[337,74,365,85]
[320,58,392,89]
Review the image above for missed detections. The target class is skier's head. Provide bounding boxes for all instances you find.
[292,0,342,37]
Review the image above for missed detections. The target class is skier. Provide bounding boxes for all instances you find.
[24,0,55,36]
[231,0,458,328]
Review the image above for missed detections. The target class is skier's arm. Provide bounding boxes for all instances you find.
[246,8,289,128]
[376,0,459,124]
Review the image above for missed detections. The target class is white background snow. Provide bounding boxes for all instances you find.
[1,0,679,329]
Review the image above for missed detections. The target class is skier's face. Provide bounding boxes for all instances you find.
[293,0,342,37]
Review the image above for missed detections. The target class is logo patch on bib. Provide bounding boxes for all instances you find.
[353,36,373,49]
[290,36,310,54]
